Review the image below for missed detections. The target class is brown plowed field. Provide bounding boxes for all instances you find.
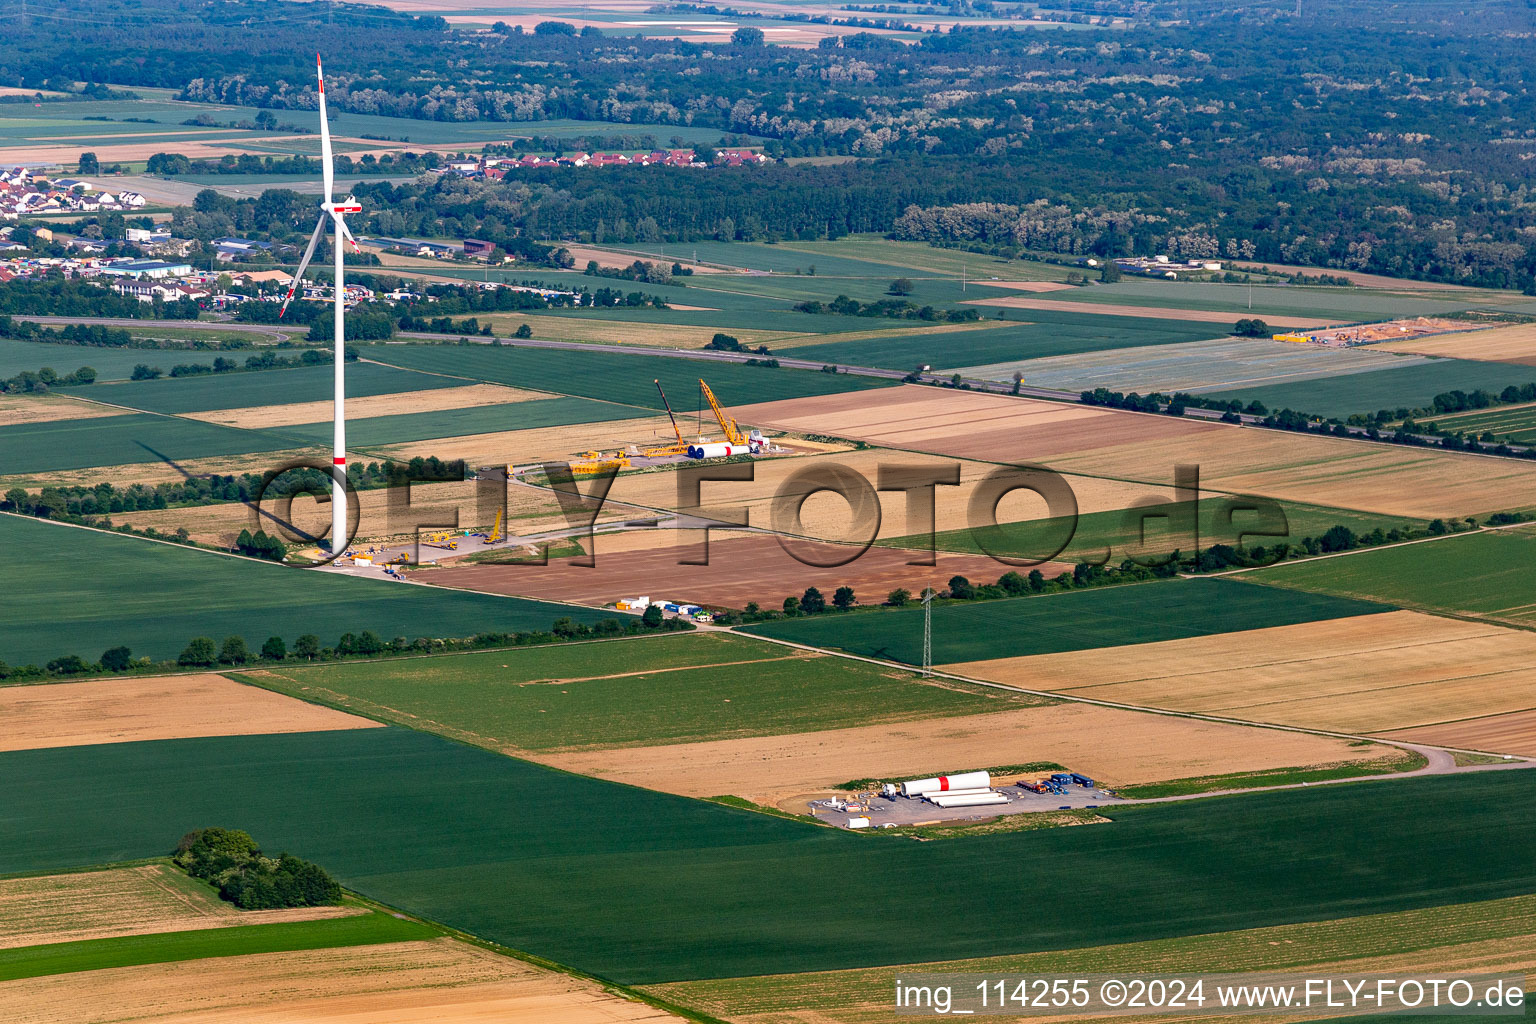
[0,674,380,751]
[963,295,1340,327]
[0,938,680,1024]
[737,386,1536,519]
[366,413,676,467]
[185,383,538,429]
[945,610,1536,734]
[605,447,1181,541]
[0,865,362,950]
[1377,710,1536,757]
[421,532,1051,609]
[540,702,1392,804]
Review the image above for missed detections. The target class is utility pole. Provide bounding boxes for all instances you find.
[921,586,934,677]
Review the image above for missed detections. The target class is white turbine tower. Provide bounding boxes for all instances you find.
[280,55,361,554]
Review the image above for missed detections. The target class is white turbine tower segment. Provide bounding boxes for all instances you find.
[279,55,362,554]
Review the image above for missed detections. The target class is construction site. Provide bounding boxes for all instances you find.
[1273,317,1475,347]
[812,770,1123,829]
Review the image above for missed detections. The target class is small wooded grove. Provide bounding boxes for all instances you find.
[173,827,342,909]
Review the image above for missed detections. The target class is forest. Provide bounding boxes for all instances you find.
[9,0,1536,285]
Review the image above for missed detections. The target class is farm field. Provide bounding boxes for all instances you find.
[237,631,1030,752]
[775,314,1225,371]
[0,514,608,666]
[1372,322,1536,363]
[116,477,624,547]
[742,577,1390,665]
[279,395,653,448]
[1247,527,1536,627]
[477,312,797,349]
[644,892,1536,1024]
[366,343,897,408]
[0,911,435,982]
[545,699,1395,803]
[602,446,1189,543]
[952,334,1425,393]
[6,727,1536,983]
[890,497,1422,565]
[0,393,119,426]
[186,382,537,429]
[0,412,303,475]
[359,412,681,469]
[965,294,1341,327]
[772,238,1075,280]
[1203,357,1536,419]
[0,864,363,951]
[0,936,681,1024]
[1037,279,1478,319]
[0,338,173,382]
[1419,402,1536,444]
[66,361,459,415]
[0,674,380,751]
[590,239,924,277]
[945,610,1536,735]
[739,386,1536,520]
[425,531,1060,610]
[1379,710,1536,758]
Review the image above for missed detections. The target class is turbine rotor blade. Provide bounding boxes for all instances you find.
[279,215,328,318]
[316,53,333,204]
[337,218,361,253]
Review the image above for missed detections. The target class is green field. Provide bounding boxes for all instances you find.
[0,911,434,982]
[743,577,1391,664]
[644,892,1536,1020]
[237,632,1030,751]
[1026,279,1475,320]
[887,498,1425,564]
[277,395,653,448]
[0,413,294,476]
[1244,527,1536,627]
[6,727,1536,984]
[0,338,174,382]
[0,514,609,665]
[1205,358,1536,418]
[775,238,1072,280]
[777,313,1227,371]
[65,362,459,415]
[1425,402,1536,443]
[366,344,896,409]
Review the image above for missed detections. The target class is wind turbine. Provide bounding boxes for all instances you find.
[279,55,362,554]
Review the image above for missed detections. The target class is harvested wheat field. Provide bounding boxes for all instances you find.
[1378,710,1536,758]
[184,383,537,429]
[0,938,680,1024]
[945,610,1536,734]
[736,386,1217,462]
[0,393,120,426]
[559,244,725,275]
[0,865,362,950]
[366,413,677,467]
[481,313,789,349]
[964,295,1340,327]
[424,530,1046,609]
[117,478,623,547]
[0,674,380,752]
[605,446,1181,542]
[540,702,1392,804]
[1373,322,1536,364]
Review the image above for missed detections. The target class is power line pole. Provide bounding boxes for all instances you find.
[921,586,934,677]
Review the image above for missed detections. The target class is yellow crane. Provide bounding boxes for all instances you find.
[568,450,631,475]
[641,378,690,457]
[699,378,748,446]
[486,507,504,544]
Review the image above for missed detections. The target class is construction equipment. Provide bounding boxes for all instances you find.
[569,450,631,475]
[699,379,748,447]
[641,379,690,457]
[486,508,504,544]
[422,530,458,551]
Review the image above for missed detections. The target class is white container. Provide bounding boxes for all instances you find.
[901,771,990,797]
[847,816,872,829]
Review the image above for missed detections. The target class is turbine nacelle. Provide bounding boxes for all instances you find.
[328,197,362,215]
